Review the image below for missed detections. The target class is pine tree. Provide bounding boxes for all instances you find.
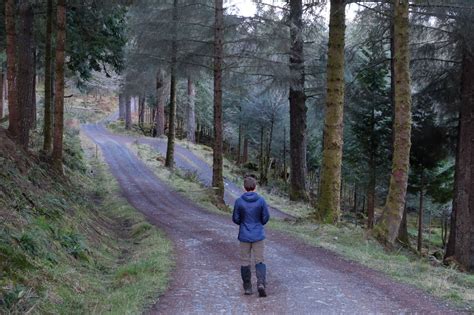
[212,0,225,201]
[5,0,18,141]
[317,0,346,223]
[43,0,54,153]
[288,0,308,201]
[377,0,413,245]
[52,0,67,171]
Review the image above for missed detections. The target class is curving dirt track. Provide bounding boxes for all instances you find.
[87,122,292,220]
[82,123,461,315]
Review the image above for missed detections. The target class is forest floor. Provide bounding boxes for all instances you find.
[84,120,472,313]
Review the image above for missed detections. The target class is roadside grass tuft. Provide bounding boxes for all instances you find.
[130,142,225,215]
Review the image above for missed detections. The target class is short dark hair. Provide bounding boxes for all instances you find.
[244,176,257,191]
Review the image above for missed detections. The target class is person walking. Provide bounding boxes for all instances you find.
[232,176,270,297]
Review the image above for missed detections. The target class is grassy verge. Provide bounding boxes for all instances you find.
[129,142,226,215]
[107,120,148,138]
[269,221,473,309]
[0,128,172,314]
[130,141,473,311]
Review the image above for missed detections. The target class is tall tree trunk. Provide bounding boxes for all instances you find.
[52,0,66,170]
[165,41,177,167]
[154,70,167,137]
[442,215,448,247]
[138,96,145,127]
[445,104,462,259]
[3,73,6,102]
[125,95,132,129]
[6,0,19,140]
[186,76,196,143]
[353,185,358,212]
[118,93,125,120]
[31,48,36,129]
[17,1,34,148]
[377,1,412,245]
[43,0,53,154]
[0,67,4,119]
[367,106,376,229]
[237,119,242,165]
[165,0,178,167]
[417,170,424,253]
[212,0,225,200]
[317,0,346,223]
[445,48,474,271]
[288,0,308,201]
[146,105,150,125]
[265,117,275,183]
[196,122,201,143]
[243,137,248,164]
[367,153,376,229]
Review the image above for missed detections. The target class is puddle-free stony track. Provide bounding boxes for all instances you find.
[83,123,459,315]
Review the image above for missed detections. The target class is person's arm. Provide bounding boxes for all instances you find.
[261,198,270,225]
[232,200,241,225]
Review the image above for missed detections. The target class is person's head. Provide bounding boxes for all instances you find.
[243,176,257,192]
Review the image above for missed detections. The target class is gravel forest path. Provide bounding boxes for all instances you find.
[82,122,458,314]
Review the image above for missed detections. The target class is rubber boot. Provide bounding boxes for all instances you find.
[240,265,252,295]
[255,263,267,297]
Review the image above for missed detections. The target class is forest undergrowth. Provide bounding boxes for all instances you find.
[0,126,172,314]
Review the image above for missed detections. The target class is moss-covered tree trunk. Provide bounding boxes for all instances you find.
[377,0,412,245]
[397,204,409,245]
[6,0,19,140]
[186,77,196,143]
[445,49,474,271]
[317,0,346,223]
[52,0,66,171]
[288,0,308,201]
[212,0,225,201]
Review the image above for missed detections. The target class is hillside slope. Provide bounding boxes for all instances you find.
[0,127,172,314]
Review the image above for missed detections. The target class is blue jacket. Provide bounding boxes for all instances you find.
[232,192,270,243]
